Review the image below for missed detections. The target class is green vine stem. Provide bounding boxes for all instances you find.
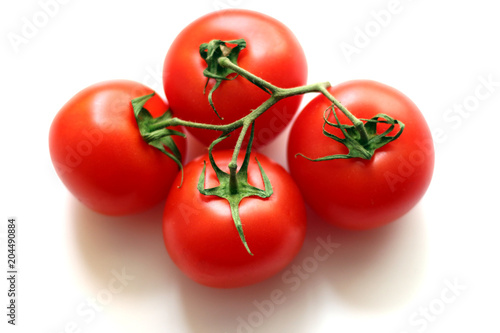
[150,57,332,170]
[197,123,273,255]
[145,50,403,181]
[317,85,370,145]
[134,39,405,254]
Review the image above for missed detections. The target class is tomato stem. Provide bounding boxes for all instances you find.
[217,57,276,94]
[228,120,251,193]
[151,56,366,158]
[215,56,371,151]
[317,85,370,144]
[145,49,395,173]
[197,123,273,255]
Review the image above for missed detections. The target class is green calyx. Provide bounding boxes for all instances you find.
[199,39,247,119]
[197,123,273,255]
[297,106,405,161]
[132,93,185,184]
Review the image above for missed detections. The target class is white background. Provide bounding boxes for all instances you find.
[1,0,499,332]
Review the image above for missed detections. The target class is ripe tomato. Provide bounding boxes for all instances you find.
[163,150,307,288]
[287,80,434,230]
[163,9,308,149]
[49,80,186,216]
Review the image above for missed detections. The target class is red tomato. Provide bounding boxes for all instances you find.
[163,150,307,288]
[49,80,186,216]
[287,80,434,230]
[163,9,308,149]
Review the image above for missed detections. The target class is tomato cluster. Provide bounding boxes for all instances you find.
[49,9,434,288]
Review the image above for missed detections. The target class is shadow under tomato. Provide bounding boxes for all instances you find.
[175,216,345,333]
[176,253,331,333]
[69,129,211,295]
[310,204,429,312]
[69,196,183,297]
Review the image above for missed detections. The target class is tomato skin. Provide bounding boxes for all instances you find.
[163,9,308,149]
[163,151,307,288]
[49,80,186,216]
[287,80,434,230]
